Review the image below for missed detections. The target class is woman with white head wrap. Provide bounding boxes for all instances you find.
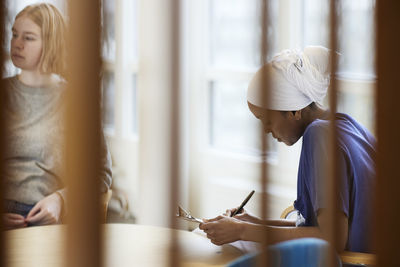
[244,46,333,146]
[247,46,331,111]
[200,46,376,255]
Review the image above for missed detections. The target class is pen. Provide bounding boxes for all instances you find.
[231,190,255,217]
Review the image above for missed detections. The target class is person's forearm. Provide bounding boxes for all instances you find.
[263,219,296,227]
[243,216,295,226]
[239,222,322,244]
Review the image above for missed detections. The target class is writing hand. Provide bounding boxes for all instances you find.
[199,215,244,245]
[224,208,261,224]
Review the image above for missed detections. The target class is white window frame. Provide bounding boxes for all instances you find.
[185,0,301,219]
[102,0,140,217]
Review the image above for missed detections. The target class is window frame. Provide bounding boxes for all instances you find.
[186,0,300,219]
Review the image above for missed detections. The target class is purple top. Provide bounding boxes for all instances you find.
[294,113,376,253]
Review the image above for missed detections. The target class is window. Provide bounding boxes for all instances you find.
[102,0,116,62]
[187,0,299,220]
[337,0,375,79]
[303,0,376,79]
[209,80,276,155]
[207,0,279,155]
[101,0,138,136]
[303,0,376,133]
[101,0,116,132]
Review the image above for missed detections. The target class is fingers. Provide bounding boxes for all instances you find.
[206,233,227,246]
[4,213,25,220]
[205,215,224,222]
[25,210,46,225]
[202,226,227,246]
[236,208,246,215]
[234,213,246,219]
[26,203,41,219]
[3,213,27,229]
[223,209,233,216]
[199,221,214,231]
[224,208,243,217]
[199,215,224,230]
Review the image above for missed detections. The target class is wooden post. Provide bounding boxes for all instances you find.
[169,0,181,266]
[0,1,7,267]
[376,1,400,266]
[326,0,339,265]
[65,0,103,267]
[258,1,270,266]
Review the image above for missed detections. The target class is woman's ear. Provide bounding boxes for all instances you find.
[293,110,302,120]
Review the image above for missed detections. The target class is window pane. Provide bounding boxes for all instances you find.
[122,74,138,135]
[208,0,279,155]
[337,0,375,78]
[304,0,376,78]
[209,80,276,155]
[303,0,330,48]
[102,0,115,61]
[337,85,375,134]
[209,0,279,69]
[124,0,138,63]
[102,71,115,129]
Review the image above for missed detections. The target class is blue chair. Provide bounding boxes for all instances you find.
[227,238,341,267]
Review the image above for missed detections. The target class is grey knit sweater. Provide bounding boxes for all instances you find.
[1,76,112,205]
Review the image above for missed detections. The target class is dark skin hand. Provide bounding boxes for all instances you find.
[200,208,348,252]
[223,208,296,226]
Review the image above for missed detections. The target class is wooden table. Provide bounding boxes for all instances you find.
[5,223,243,267]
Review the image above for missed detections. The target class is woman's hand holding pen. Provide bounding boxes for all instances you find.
[224,208,262,224]
[200,215,245,245]
[200,190,257,245]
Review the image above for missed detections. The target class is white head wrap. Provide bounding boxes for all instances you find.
[247,46,333,111]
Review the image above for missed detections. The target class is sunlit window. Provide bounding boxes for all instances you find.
[101,0,138,135]
[337,0,375,79]
[303,0,376,79]
[102,0,116,62]
[207,0,278,155]
[303,0,376,133]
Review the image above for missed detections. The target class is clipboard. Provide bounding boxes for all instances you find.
[176,206,203,224]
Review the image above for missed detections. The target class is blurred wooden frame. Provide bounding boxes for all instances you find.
[280,205,376,266]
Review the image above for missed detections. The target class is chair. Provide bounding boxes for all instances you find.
[280,205,376,266]
[228,238,341,267]
[101,189,113,223]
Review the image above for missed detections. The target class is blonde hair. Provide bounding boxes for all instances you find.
[16,3,67,76]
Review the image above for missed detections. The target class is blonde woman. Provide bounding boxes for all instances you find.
[1,3,112,229]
